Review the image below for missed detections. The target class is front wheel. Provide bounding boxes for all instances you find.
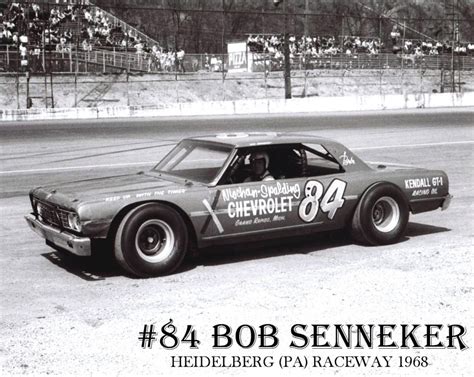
[351,183,409,245]
[114,203,188,277]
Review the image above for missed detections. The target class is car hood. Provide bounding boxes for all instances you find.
[31,172,186,208]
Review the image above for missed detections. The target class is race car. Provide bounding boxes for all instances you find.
[25,133,452,277]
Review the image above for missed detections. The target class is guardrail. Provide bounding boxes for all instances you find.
[1,92,473,122]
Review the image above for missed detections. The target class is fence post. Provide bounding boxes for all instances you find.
[126,70,130,107]
[74,71,78,107]
[176,79,179,103]
[222,68,226,101]
[26,72,30,109]
[379,69,383,97]
[50,72,54,108]
[419,67,424,96]
[303,54,308,98]
[264,54,268,99]
[341,69,345,96]
[16,73,20,110]
[103,51,106,73]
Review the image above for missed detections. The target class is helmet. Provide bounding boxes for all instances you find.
[250,151,270,169]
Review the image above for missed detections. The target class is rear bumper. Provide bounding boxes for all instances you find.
[409,193,453,214]
[441,194,453,211]
[25,214,91,256]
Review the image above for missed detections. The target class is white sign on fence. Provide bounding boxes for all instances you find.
[227,42,248,72]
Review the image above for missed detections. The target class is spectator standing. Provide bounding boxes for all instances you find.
[19,43,28,71]
[32,45,41,71]
[135,39,143,66]
[176,47,185,73]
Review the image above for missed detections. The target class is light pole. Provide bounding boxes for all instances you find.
[274,0,292,99]
[450,0,459,93]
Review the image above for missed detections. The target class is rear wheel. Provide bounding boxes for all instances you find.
[114,203,188,277]
[351,183,409,245]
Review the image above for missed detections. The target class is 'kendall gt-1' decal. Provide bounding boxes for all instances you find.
[405,176,444,197]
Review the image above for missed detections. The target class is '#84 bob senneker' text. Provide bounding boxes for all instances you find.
[143,320,468,351]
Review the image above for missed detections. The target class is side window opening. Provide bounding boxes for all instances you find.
[303,143,344,176]
[221,143,343,185]
[266,144,343,179]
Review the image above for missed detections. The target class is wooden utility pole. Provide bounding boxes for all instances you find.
[304,0,309,36]
[450,0,457,93]
[274,0,292,98]
[283,0,292,99]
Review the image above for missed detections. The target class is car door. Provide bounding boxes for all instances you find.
[201,177,303,239]
[199,144,354,240]
[296,143,358,230]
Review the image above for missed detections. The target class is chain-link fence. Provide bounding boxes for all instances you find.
[2,46,474,74]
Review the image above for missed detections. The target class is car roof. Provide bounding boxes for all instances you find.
[186,132,337,148]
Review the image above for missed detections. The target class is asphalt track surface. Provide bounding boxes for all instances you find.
[1,108,473,376]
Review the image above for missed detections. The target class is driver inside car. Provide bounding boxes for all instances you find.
[244,151,274,182]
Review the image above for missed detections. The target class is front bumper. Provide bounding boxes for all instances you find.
[25,214,91,256]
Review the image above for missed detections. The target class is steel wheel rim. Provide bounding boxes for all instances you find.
[372,196,400,233]
[135,219,175,263]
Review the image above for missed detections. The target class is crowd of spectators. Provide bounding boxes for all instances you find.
[79,6,187,72]
[1,2,84,70]
[0,2,187,72]
[1,2,79,46]
[248,30,474,60]
[397,39,474,56]
[247,34,382,58]
[390,25,474,56]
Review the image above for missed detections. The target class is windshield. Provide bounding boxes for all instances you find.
[153,140,233,183]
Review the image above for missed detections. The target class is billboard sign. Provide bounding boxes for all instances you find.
[227,42,248,72]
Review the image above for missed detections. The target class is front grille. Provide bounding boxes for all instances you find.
[36,200,69,228]
[57,211,69,228]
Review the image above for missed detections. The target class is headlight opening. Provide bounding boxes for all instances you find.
[67,212,82,232]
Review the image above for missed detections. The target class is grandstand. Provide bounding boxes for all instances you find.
[1,0,473,75]
[0,0,163,73]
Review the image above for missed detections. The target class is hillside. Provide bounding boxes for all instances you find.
[1,69,472,109]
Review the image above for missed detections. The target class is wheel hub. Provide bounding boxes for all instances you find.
[135,219,174,262]
[371,196,400,233]
[373,203,385,225]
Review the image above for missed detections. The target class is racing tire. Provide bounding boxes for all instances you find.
[351,183,409,245]
[114,203,188,277]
